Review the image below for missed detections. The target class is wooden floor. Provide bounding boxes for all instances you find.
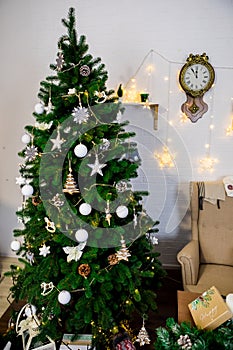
[0,257,20,319]
[0,257,183,349]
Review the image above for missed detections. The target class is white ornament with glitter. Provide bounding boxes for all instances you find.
[74,143,88,157]
[58,290,71,305]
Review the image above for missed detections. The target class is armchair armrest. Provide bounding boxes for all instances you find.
[177,240,199,286]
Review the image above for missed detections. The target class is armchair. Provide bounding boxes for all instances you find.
[177,181,233,296]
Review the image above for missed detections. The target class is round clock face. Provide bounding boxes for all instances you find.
[179,62,215,97]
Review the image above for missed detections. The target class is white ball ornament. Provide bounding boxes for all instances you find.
[21,184,34,196]
[75,229,89,242]
[74,144,88,158]
[25,304,37,317]
[116,205,129,218]
[58,290,71,305]
[21,133,31,144]
[79,203,92,215]
[10,239,21,252]
[34,102,44,114]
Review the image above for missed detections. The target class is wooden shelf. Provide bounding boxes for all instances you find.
[123,102,159,130]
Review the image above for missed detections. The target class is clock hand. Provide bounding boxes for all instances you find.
[191,68,196,76]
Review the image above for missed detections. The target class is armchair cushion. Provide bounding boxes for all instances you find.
[185,264,233,296]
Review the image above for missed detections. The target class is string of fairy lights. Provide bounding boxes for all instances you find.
[121,49,233,172]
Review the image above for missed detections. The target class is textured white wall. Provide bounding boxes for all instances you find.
[0,0,232,266]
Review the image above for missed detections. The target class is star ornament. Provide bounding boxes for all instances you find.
[88,154,107,176]
[50,129,65,151]
[39,244,50,257]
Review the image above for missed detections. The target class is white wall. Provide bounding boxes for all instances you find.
[0,0,233,266]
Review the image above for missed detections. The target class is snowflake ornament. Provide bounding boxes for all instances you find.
[24,145,38,162]
[50,193,64,209]
[116,181,128,193]
[16,175,26,186]
[39,244,50,257]
[72,106,90,124]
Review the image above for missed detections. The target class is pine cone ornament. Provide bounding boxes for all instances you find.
[177,334,192,349]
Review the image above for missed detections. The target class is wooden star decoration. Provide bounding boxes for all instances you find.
[88,154,107,176]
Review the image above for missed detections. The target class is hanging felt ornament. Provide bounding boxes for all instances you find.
[63,161,79,195]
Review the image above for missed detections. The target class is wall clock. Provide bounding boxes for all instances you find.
[179,53,215,122]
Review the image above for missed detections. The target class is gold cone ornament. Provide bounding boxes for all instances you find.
[63,163,79,195]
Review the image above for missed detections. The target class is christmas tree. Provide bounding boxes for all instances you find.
[5,8,165,349]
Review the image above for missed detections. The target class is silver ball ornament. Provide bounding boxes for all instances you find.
[74,144,88,158]
[34,103,44,114]
[10,239,21,252]
[58,290,71,305]
[75,229,89,242]
[21,134,31,144]
[116,205,129,218]
[21,184,34,196]
[79,203,92,215]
